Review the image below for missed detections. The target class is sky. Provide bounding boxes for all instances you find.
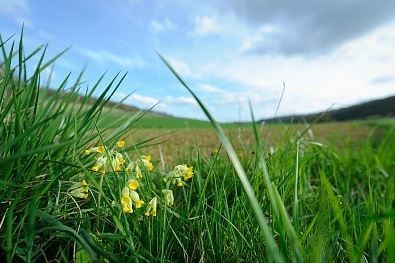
[1,0,395,122]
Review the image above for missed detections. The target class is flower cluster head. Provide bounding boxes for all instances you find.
[85,140,126,173]
[70,180,89,199]
[163,164,194,187]
[126,155,154,179]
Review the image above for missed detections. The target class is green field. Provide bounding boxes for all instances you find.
[129,114,211,129]
[1,36,395,263]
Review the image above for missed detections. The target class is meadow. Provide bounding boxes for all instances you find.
[1,35,395,262]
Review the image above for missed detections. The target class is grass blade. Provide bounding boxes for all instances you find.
[158,53,284,263]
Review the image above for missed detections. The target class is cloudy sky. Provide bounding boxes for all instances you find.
[1,0,395,121]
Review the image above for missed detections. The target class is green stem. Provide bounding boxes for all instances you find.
[96,173,105,229]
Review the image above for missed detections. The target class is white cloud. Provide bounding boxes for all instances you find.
[166,56,196,78]
[199,83,224,93]
[0,0,29,15]
[77,48,146,69]
[220,1,395,55]
[239,25,280,53]
[130,94,160,107]
[200,22,395,118]
[164,95,197,107]
[193,15,222,36]
[151,18,175,32]
[113,92,198,113]
[199,83,277,106]
[114,91,158,106]
[0,0,32,27]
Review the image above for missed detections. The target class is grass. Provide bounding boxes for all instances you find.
[1,33,395,262]
[129,115,211,129]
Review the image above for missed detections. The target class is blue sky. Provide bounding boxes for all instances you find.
[1,0,395,122]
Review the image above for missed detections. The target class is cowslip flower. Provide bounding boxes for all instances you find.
[163,164,193,187]
[162,189,174,206]
[125,154,154,179]
[85,145,105,155]
[145,197,158,217]
[92,155,107,173]
[127,179,139,190]
[129,190,144,208]
[85,141,127,173]
[175,164,194,181]
[70,180,89,199]
[135,165,143,179]
[111,151,126,171]
[116,140,125,148]
[163,171,183,187]
[140,155,154,171]
[121,187,133,213]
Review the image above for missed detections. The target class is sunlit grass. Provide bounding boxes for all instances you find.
[1,33,394,262]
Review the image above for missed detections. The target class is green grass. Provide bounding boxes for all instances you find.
[130,115,211,129]
[1,33,395,262]
[359,118,395,129]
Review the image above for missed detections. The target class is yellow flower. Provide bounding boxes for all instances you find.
[116,140,125,148]
[125,162,134,172]
[125,155,154,179]
[111,152,125,171]
[163,171,181,187]
[145,197,158,217]
[129,190,144,208]
[163,164,193,187]
[80,180,88,187]
[175,164,194,181]
[144,154,151,162]
[177,180,183,187]
[70,180,89,199]
[185,166,193,180]
[85,146,105,155]
[162,189,174,206]
[127,179,139,190]
[92,156,107,173]
[121,187,133,213]
[141,155,154,171]
[135,165,143,179]
[121,187,144,212]
[97,146,105,154]
[70,188,89,199]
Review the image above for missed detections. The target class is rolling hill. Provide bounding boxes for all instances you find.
[262,95,395,123]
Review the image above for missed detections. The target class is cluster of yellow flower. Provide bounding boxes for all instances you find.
[85,140,126,173]
[69,180,89,199]
[158,164,194,213]
[70,140,193,219]
[163,164,194,187]
[125,154,154,179]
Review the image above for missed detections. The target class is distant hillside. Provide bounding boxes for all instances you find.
[42,88,210,128]
[263,95,395,123]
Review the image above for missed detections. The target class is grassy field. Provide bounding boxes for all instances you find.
[127,123,371,164]
[1,36,395,262]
